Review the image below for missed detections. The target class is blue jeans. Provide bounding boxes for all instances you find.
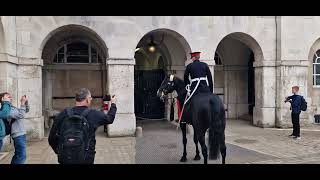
[11,135,27,164]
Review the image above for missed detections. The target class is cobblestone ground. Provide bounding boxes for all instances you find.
[136,119,320,164]
[1,119,320,164]
[225,119,320,164]
[135,120,277,164]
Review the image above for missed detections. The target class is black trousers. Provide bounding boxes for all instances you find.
[291,112,300,137]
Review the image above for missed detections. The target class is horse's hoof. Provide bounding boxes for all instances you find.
[194,155,201,161]
[180,157,187,162]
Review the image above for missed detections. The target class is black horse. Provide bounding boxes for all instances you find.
[157,74,226,164]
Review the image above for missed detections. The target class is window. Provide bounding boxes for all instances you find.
[53,42,102,64]
[313,50,320,86]
[214,52,223,65]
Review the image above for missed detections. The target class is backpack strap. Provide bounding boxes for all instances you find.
[66,108,74,117]
[80,108,91,118]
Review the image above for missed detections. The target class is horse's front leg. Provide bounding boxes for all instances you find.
[193,126,201,161]
[180,122,187,162]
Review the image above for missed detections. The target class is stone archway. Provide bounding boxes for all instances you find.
[307,38,320,123]
[41,24,108,135]
[134,28,191,121]
[214,32,275,127]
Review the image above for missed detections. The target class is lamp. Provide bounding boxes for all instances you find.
[148,43,156,53]
[148,35,156,53]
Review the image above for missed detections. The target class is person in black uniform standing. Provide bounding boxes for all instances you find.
[184,52,213,96]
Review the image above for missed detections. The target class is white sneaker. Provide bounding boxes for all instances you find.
[293,136,301,140]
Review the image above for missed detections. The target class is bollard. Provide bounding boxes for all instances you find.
[136,126,143,137]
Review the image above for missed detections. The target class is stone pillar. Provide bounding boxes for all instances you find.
[106,59,136,137]
[0,54,44,140]
[0,57,18,106]
[253,61,276,127]
[42,68,53,129]
[17,59,44,140]
[275,60,310,128]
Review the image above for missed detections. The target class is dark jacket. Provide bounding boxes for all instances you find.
[48,103,117,164]
[184,60,213,95]
[286,95,303,114]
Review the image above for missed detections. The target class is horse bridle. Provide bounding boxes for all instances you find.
[157,74,175,100]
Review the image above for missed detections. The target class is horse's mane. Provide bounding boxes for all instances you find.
[172,75,185,90]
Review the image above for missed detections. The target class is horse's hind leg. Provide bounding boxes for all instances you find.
[220,133,226,164]
[193,126,201,161]
[198,133,208,164]
[180,122,187,162]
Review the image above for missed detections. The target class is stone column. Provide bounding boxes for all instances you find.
[42,68,53,129]
[275,60,310,128]
[253,61,276,127]
[106,59,136,137]
[17,58,44,140]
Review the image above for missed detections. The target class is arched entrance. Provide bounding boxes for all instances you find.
[214,32,263,123]
[134,29,191,121]
[307,38,320,123]
[41,25,108,135]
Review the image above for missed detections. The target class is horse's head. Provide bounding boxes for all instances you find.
[157,74,176,102]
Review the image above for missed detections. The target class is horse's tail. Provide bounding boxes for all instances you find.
[208,97,225,160]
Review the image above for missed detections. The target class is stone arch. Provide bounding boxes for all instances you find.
[214,32,265,125]
[41,24,109,132]
[307,38,320,111]
[134,28,192,121]
[41,24,108,63]
[135,28,192,72]
[216,32,264,62]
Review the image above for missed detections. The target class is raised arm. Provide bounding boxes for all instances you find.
[93,103,117,127]
[284,95,293,103]
[9,106,26,119]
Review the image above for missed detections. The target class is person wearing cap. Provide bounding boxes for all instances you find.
[184,52,213,97]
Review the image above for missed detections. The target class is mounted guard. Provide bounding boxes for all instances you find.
[180,52,214,124]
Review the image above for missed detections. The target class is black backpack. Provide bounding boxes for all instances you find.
[57,108,91,164]
[3,118,16,136]
[301,96,307,111]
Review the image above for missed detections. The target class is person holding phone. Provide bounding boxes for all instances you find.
[49,88,117,164]
[0,93,30,164]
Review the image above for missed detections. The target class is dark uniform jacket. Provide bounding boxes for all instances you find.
[285,95,303,114]
[48,104,117,164]
[184,60,213,95]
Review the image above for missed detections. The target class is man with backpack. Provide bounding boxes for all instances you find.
[48,88,117,164]
[284,86,307,140]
